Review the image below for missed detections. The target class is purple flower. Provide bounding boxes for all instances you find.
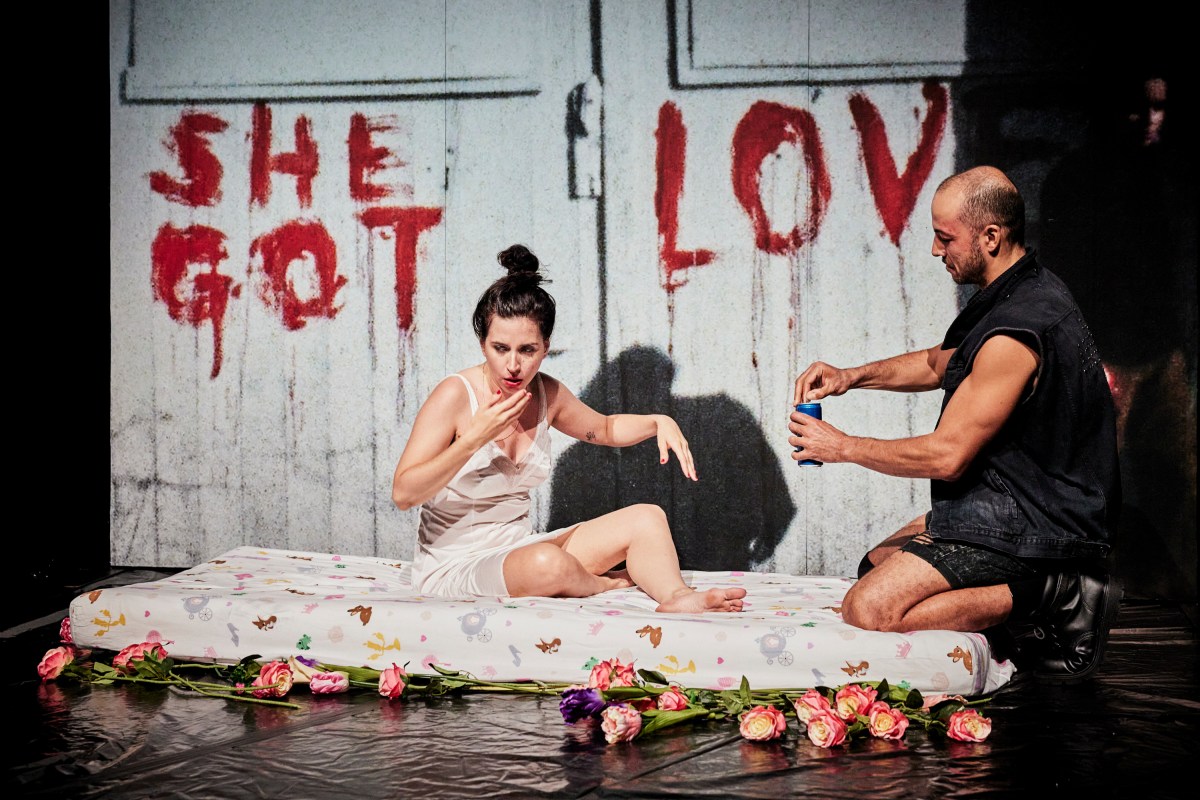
[559,686,607,723]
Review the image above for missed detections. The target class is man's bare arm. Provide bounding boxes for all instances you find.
[793,345,951,405]
[789,335,1037,479]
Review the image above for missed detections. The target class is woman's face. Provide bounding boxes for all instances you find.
[480,315,549,395]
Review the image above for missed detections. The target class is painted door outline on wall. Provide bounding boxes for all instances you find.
[111,0,604,567]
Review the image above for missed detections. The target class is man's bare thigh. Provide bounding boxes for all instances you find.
[845,550,951,613]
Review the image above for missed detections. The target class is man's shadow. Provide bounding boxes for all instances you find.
[548,345,795,571]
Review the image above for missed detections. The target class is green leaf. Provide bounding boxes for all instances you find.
[720,690,745,717]
[638,668,670,686]
[325,663,383,683]
[223,655,261,686]
[930,700,967,722]
[603,686,653,701]
[132,660,166,680]
[430,663,466,678]
[739,676,752,705]
[638,706,711,737]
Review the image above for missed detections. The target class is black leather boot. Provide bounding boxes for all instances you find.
[1027,560,1122,682]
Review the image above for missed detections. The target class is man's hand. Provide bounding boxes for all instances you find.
[793,361,854,405]
[788,411,848,464]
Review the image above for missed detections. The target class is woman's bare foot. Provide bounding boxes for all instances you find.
[598,569,635,592]
[603,568,634,588]
[655,587,747,613]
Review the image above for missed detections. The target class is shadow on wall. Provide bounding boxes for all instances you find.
[548,345,795,572]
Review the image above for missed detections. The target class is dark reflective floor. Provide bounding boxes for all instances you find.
[5,570,1198,799]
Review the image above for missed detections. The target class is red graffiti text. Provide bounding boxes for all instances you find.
[148,107,444,378]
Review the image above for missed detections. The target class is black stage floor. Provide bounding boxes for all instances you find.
[5,569,1199,799]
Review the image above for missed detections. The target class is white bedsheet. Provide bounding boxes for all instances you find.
[69,547,1015,695]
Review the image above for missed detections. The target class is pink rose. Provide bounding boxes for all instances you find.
[379,663,406,699]
[611,660,637,687]
[37,646,75,682]
[865,700,910,740]
[792,689,832,723]
[656,687,689,711]
[309,671,350,695]
[805,708,848,748]
[588,658,638,690]
[112,641,169,673]
[59,617,73,644]
[587,660,613,689]
[632,697,656,712]
[946,708,992,742]
[739,704,787,741]
[251,660,294,698]
[600,703,642,744]
[921,693,968,711]
[834,683,878,722]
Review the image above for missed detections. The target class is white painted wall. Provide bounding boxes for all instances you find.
[110,0,962,574]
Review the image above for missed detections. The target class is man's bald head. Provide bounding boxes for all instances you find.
[936,166,1026,246]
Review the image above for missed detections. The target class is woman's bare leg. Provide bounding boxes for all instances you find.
[503,540,631,598]
[554,504,745,612]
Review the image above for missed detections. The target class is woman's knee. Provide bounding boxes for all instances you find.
[506,543,576,593]
[627,503,669,533]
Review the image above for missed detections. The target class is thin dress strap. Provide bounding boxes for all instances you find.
[452,373,479,413]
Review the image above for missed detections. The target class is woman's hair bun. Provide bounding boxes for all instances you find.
[497,244,540,275]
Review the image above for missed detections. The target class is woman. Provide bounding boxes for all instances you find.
[393,244,746,613]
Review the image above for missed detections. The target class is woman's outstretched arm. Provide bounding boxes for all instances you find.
[544,375,697,480]
[392,377,532,509]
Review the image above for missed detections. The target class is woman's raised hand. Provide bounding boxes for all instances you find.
[467,388,531,446]
[654,416,698,481]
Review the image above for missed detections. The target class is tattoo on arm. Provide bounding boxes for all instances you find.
[586,430,596,442]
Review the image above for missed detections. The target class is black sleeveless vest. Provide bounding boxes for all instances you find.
[927,252,1120,559]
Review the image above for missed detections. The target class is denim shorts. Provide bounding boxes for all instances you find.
[900,536,1042,589]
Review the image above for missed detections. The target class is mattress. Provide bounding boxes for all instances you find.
[69,547,1015,696]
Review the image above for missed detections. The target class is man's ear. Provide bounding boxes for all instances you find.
[980,223,1003,255]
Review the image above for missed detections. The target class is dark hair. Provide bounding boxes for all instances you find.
[471,244,556,341]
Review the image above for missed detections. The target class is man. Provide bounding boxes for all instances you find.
[788,166,1121,681]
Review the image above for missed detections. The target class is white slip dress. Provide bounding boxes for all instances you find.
[412,373,569,596]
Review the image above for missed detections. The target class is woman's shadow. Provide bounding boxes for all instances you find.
[548,345,795,571]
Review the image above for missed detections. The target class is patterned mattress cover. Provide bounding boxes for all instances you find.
[69,547,1015,696]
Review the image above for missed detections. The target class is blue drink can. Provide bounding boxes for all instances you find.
[794,402,822,466]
